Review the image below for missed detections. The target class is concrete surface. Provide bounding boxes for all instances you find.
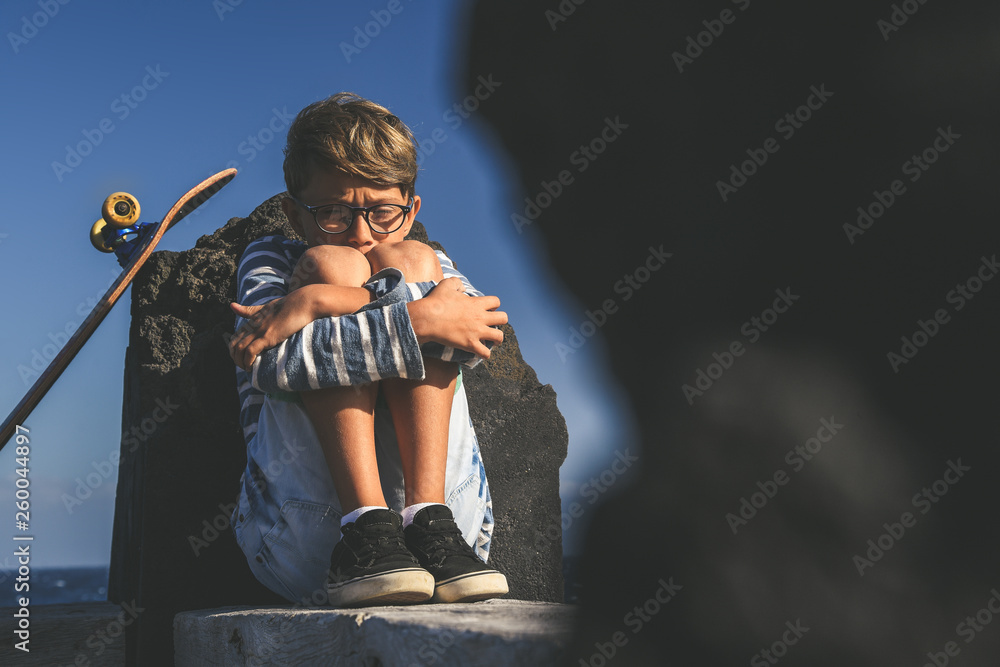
[174,599,576,666]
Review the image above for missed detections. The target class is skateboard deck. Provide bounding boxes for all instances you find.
[0,168,237,450]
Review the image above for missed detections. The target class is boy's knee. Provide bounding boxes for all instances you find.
[367,240,442,282]
[291,245,371,289]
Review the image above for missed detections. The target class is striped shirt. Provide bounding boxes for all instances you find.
[234,235,487,441]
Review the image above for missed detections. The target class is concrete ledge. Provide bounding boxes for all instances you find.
[174,599,576,666]
[0,602,125,666]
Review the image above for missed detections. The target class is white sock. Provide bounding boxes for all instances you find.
[340,505,388,529]
[401,502,439,528]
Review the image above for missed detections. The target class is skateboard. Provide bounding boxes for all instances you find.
[0,168,237,451]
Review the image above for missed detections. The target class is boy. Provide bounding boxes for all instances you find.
[227,92,509,607]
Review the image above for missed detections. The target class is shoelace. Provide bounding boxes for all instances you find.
[348,526,411,564]
[422,521,475,564]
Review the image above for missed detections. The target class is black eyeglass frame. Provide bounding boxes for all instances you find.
[288,195,414,235]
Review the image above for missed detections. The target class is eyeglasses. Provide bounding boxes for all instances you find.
[288,195,413,234]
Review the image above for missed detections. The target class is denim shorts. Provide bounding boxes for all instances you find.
[231,373,494,604]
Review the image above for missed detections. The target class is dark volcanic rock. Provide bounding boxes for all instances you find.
[110,194,567,664]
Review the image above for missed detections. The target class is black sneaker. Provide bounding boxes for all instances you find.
[326,509,434,607]
[404,504,509,603]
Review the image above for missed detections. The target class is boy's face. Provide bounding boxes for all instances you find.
[282,168,420,254]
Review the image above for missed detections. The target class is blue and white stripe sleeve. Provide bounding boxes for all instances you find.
[234,236,294,440]
[437,249,485,297]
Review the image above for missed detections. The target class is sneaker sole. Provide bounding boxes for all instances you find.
[327,568,435,607]
[432,571,509,604]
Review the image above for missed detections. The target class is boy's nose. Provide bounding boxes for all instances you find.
[346,212,375,251]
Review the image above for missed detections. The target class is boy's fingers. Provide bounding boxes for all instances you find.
[477,295,501,310]
[484,327,504,344]
[231,302,266,323]
[248,339,265,363]
[228,332,254,370]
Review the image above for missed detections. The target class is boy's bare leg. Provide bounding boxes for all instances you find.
[300,384,386,512]
[367,240,507,603]
[368,244,507,602]
[367,241,455,506]
[291,245,387,513]
[291,244,437,606]
[381,357,457,506]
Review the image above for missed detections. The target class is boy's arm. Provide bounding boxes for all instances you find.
[232,238,504,393]
[229,283,372,368]
[406,250,498,368]
[233,237,425,393]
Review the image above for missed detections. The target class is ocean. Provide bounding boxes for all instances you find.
[0,566,110,607]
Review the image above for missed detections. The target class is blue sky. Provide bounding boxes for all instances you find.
[0,1,635,570]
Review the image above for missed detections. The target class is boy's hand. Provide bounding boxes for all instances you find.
[409,277,507,358]
[228,285,373,370]
[228,291,316,371]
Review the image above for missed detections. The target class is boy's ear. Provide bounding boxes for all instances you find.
[403,194,421,235]
[282,197,305,236]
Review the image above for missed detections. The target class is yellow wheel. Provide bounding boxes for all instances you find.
[102,192,141,228]
[90,219,115,253]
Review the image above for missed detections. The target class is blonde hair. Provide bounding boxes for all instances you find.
[283,92,418,199]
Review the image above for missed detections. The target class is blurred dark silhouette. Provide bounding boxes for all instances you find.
[465,1,1000,664]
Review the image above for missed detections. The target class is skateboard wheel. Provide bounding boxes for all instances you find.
[90,219,115,253]
[102,192,141,228]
